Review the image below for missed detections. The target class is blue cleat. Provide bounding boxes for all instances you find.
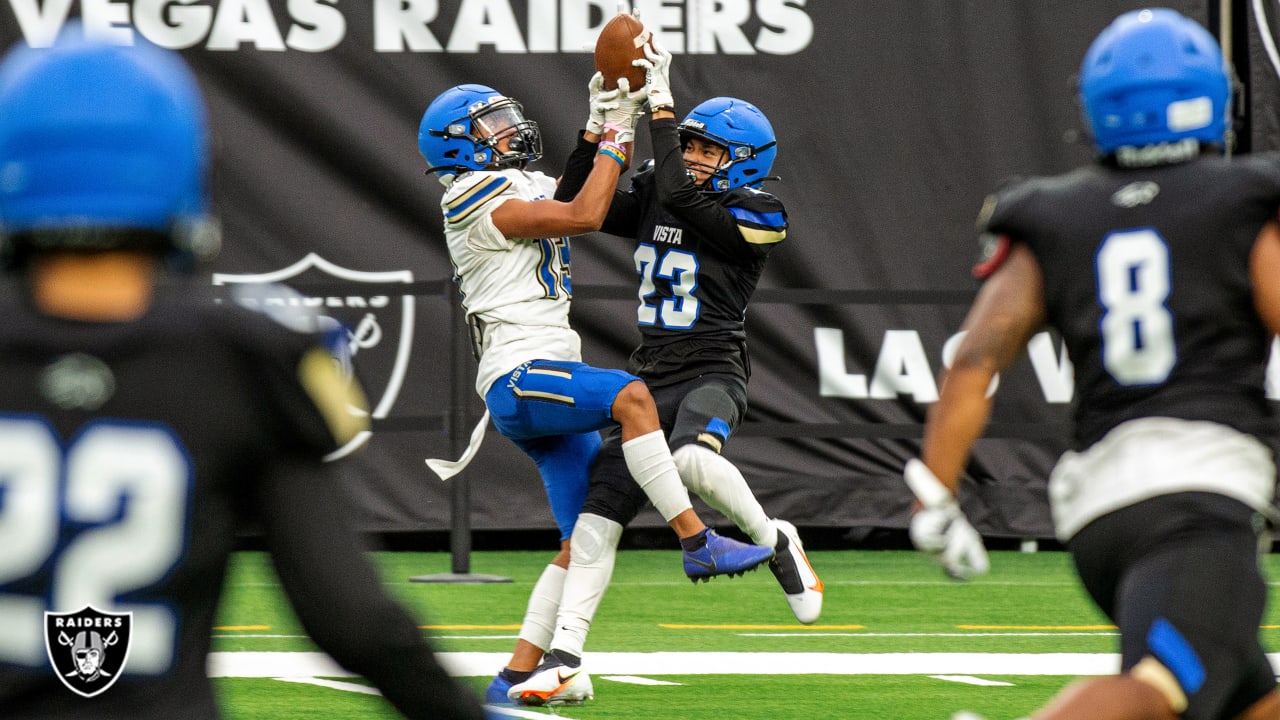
[683,528,775,583]
[484,674,513,704]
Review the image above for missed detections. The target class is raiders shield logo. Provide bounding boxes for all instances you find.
[44,606,132,698]
[211,253,416,460]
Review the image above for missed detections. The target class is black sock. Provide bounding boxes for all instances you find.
[679,528,710,552]
[500,667,532,684]
[550,648,581,668]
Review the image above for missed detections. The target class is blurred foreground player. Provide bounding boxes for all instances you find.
[0,30,485,720]
[905,8,1280,720]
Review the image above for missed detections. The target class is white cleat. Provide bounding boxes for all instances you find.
[768,519,824,624]
[507,657,594,706]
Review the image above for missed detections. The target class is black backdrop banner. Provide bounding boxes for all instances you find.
[1250,0,1280,150]
[3,0,1242,540]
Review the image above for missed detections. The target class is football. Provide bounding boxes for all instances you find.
[594,13,650,91]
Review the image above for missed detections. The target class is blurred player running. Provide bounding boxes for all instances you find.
[905,8,1280,720]
[0,28,486,720]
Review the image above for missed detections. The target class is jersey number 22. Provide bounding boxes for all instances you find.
[0,417,190,675]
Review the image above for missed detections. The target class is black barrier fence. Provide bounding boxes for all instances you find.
[5,0,1252,550]
[291,280,1065,569]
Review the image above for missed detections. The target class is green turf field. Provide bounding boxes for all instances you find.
[212,548,1280,719]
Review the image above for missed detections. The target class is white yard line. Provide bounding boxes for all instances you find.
[599,675,683,686]
[209,650,1280,679]
[483,704,563,719]
[929,675,1015,686]
[274,677,381,695]
[737,632,1118,638]
[212,651,1130,678]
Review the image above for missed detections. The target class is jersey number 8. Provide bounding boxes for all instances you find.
[1096,228,1176,385]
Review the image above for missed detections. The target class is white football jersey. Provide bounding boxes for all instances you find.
[441,168,582,397]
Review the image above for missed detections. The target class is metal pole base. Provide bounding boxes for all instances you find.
[408,573,512,584]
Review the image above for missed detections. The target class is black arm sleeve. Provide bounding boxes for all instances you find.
[556,130,643,237]
[257,460,485,720]
[554,131,598,202]
[650,118,745,255]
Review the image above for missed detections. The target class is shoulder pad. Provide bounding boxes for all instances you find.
[972,177,1038,279]
[1240,151,1280,195]
[443,172,513,225]
[724,188,787,244]
[975,175,1041,234]
[972,232,1012,279]
[723,185,781,205]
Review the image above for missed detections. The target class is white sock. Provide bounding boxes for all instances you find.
[551,513,623,659]
[622,430,693,521]
[673,444,776,547]
[516,564,566,649]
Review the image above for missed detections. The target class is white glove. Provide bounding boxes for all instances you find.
[586,71,620,136]
[600,77,646,143]
[904,459,990,581]
[633,37,673,111]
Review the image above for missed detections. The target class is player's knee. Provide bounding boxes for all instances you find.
[610,381,657,427]
[570,513,623,566]
[1129,656,1189,715]
[673,444,719,497]
[551,540,572,569]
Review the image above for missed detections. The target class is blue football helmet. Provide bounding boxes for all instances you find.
[418,84,543,179]
[678,97,777,191]
[1078,8,1231,156]
[0,25,217,266]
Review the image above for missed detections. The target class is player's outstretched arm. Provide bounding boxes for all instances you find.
[257,460,486,720]
[490,152,622,238]
[906,242,1046,580]
[489,88,641,240]
[920,242,1046,487]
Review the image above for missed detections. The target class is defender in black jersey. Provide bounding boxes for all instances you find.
[504,38,822,701]
[0,32,484,720]
[906,9,1280,720]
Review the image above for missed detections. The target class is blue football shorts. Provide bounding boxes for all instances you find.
[485,359,640,539]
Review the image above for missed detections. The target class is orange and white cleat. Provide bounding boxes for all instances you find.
[768,519,824,624]
[507,656,594,706]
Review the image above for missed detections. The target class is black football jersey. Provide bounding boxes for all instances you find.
[0,282,359,719]
[980,153,1280,449]
[559,119,788,387]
